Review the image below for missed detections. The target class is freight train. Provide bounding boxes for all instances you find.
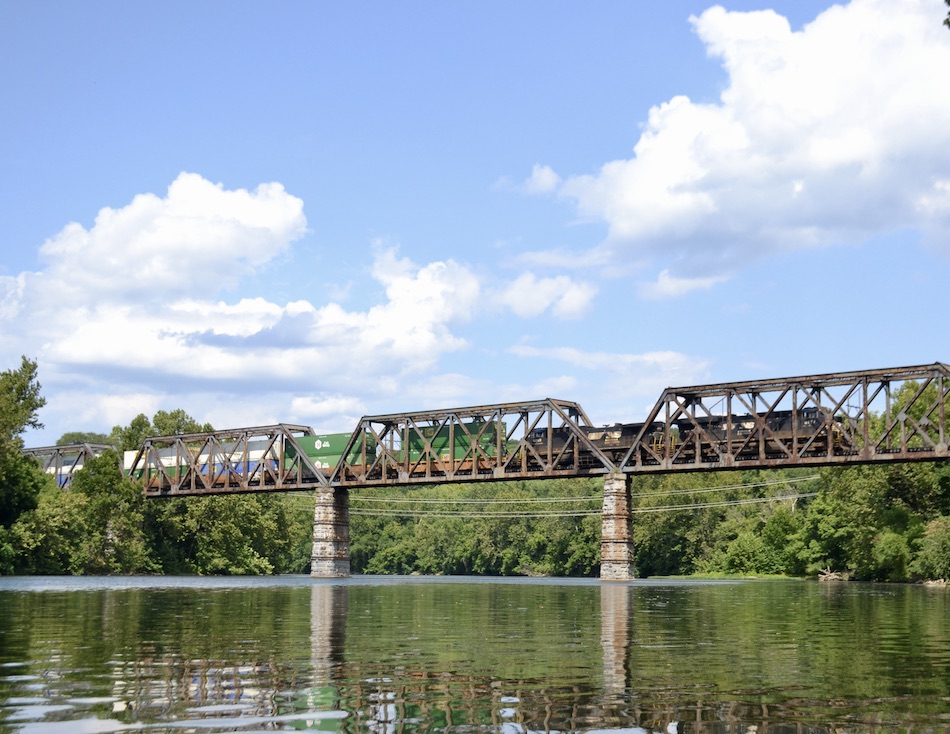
[122,432,355,488]
[123,406,843,489]
[527,406,843,469]
[125,422,510,489]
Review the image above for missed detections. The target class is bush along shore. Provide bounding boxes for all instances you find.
[2,359,948,579]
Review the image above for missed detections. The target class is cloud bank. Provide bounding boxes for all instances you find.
[524,0,950,297]
[2,173,623,440]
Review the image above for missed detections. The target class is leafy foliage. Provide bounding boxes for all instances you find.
[13,451,156,574]
[56,431,110,445]
[2,364,948,580]
[144,492,312,575]
[911,515,950,580]
[349,479,602,577]
[0,451,48,529]
[0,357,46,445]
[68,450,157,574]
[11,483,87,574]
[7,406,311,576]
[108,409,214,451]
[0,357,49,539]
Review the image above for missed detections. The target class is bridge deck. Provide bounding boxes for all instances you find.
[25,363,949,495]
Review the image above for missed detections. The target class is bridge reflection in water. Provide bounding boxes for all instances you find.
[10,577,940,732]
[303,581,947,734]
[308,583,645,734]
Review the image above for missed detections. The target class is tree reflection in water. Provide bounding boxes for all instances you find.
[0,577,947,732]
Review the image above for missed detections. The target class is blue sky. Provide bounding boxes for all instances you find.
[2,0,949,447]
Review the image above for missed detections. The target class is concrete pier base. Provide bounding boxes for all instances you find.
[310,486,351,577]
[600,472,635,581]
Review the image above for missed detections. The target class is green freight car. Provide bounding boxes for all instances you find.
[127,423,504,487]
[286,432,356,471]
[406,420,504,461]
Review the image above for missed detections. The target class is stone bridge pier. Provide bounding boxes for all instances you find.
[311,474,636,580]
[310,487,350,577]
[600,473,635,581]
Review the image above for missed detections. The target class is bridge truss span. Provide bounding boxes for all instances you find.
[618,362,949,473]
[22,362,949,496]
[331,398,616,487]
[131,423,330,497]
[23,443,115,487]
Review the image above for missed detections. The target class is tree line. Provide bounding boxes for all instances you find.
[1,356,948,580]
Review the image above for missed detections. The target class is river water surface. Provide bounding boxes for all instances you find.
[0,576,948,733]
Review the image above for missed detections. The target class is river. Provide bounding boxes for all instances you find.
[0,576,948,733]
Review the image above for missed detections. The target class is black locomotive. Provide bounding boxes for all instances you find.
[525,406,842,470]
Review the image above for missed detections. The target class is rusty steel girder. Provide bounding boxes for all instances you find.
[130,424,329,497]
[618,363,949,473]
[23,443,114,487]
[26,362,947,497]
[331,399,616,487]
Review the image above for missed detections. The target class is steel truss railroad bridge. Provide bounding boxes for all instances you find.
[25,362,950,580]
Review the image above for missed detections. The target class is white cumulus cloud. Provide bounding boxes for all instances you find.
[290,395,367,423]
[521,164,562,194]
[537,0,950,290]
[509,343,711,422]
[638,269,728,300]
[37,172,307,305]
[0,174,496,441]
[499,273,596,319]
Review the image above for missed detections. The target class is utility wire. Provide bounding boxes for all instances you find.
[352,509,603,518]
[631,474,819,499]
[349,492,817,518]
[351,495,599,504]
[631,492,818,514]
[349,475,820,506]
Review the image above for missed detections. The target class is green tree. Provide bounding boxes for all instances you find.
[12,451,157,575]
[910,515,950,580]
[716,531,780,574]
[109,409,213,452]
[10,483,87,574]
[789,466,938,581]
[0,451,48,529]
[0,357,49,560]
[633,473,734,577]
[351,479,602,577]
[0,356,46,446]
[152,409,214,436]
[871,529,912,582]
[761,503,804,573]
[56,431,111,446]
[144,494,304,575]
[109,413,153,452]
[68,450,157,574]
[101,404,312,575]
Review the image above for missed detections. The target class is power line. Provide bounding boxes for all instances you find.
[631,492,818,514]
[632,474,819,499]
[351,495,600,504]
[352,509,602,518]
[348,475,820,507]
[349,492,817,519]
